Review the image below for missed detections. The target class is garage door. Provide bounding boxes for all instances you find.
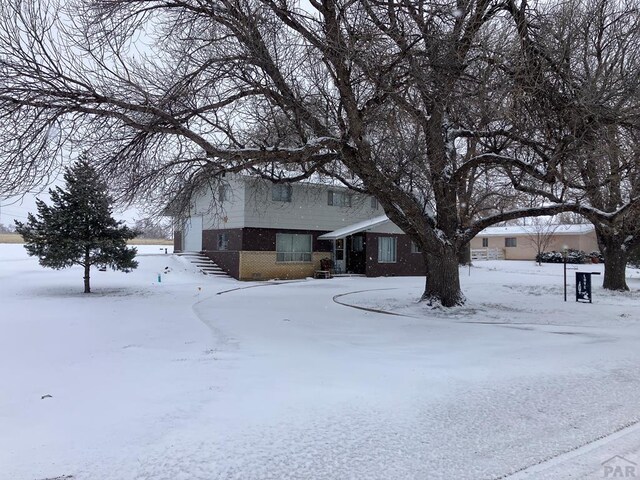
[183,215,203,252]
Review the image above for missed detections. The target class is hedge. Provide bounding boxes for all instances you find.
[535,249,603,264]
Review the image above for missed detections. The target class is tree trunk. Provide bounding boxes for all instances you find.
[83,248,91,293]
[601,245,629,291]
[458,242,471,265]
[597,232,629,291]
[422,247,465,307]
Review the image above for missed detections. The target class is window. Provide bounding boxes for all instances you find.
[351,236,364,252]
[505,237,517,247]
[371,197,379,210]
[482,238,489,248]
[335,238,344,260]
[217,233,229,251]
[272,183,292,202]
[411,241,422,253]
[378,237,397,263]
[218,185,230,202]
[276,233,312,262]
[328,190,352,207]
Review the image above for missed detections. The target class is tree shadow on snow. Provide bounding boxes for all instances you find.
[29,285,154,298]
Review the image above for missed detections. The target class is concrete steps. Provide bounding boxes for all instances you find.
[177,252,229,277]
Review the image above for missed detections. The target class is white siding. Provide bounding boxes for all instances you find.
[243,179,381,231]
[189,176,246,229]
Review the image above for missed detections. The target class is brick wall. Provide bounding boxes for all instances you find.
[203,250,240,279]
[242,228,332,252]
[239,251,327,280]
[365,233,426,276]
[202,228,243,251]
[173,231,182,252]
[200,227,332,280]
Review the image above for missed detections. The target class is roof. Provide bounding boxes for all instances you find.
[240,174,355,191]
[478,224,595,237]
[318,215,391,240]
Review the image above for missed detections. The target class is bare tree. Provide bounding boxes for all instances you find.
[0,0,634,305]
[0,223,15,234]
[507,0,640,290]
[556,212,590,225]
[524,218,559,266]
[133,217,172,240]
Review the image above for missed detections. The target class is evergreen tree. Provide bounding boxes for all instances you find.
[15,158,138,293]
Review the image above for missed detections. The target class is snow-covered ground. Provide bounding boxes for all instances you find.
[2,244,640,480]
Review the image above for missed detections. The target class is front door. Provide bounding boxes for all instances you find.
[183,215,203,251]
[346,234,366,274]
[334,238,345,273]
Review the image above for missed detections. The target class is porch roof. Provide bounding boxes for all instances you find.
[318,215,391,240]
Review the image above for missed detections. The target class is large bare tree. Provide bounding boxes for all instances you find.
[507,0,640,290]
[0,0,634,305]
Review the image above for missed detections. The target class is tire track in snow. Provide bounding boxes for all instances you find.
[215,279,309,295]
[332,288,419,318]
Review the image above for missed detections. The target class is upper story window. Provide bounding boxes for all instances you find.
[505,237,517,247]
[371,197,379,209]
[218,184,230,202]
[482,238,489,248]
[272,183,292,202]
[328,190,352,207]
[411,241,422,253]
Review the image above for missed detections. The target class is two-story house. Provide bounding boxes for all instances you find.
[171,175,426,280]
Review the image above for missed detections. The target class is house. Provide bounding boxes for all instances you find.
[171,175,425,280]
[469,224,599,260]
[171,175,601,277]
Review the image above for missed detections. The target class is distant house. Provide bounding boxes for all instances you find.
[169,175,425,280]
[470,224,598,260]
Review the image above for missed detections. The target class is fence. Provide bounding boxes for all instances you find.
[471,248,505,260]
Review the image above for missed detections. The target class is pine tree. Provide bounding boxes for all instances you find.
[15,157,138,293]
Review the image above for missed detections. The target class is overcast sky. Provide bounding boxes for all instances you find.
[1,190,141,228]
[1,194,44,225]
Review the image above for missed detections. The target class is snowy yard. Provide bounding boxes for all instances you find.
[3,245,640,480]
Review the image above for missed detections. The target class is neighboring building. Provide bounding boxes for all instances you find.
[170,175,425,280]
[469,224,599,260]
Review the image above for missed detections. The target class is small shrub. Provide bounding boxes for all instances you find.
[589,251,604,263]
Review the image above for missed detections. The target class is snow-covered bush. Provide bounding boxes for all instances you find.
[536,249,590,264]
[589,251,604,263]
